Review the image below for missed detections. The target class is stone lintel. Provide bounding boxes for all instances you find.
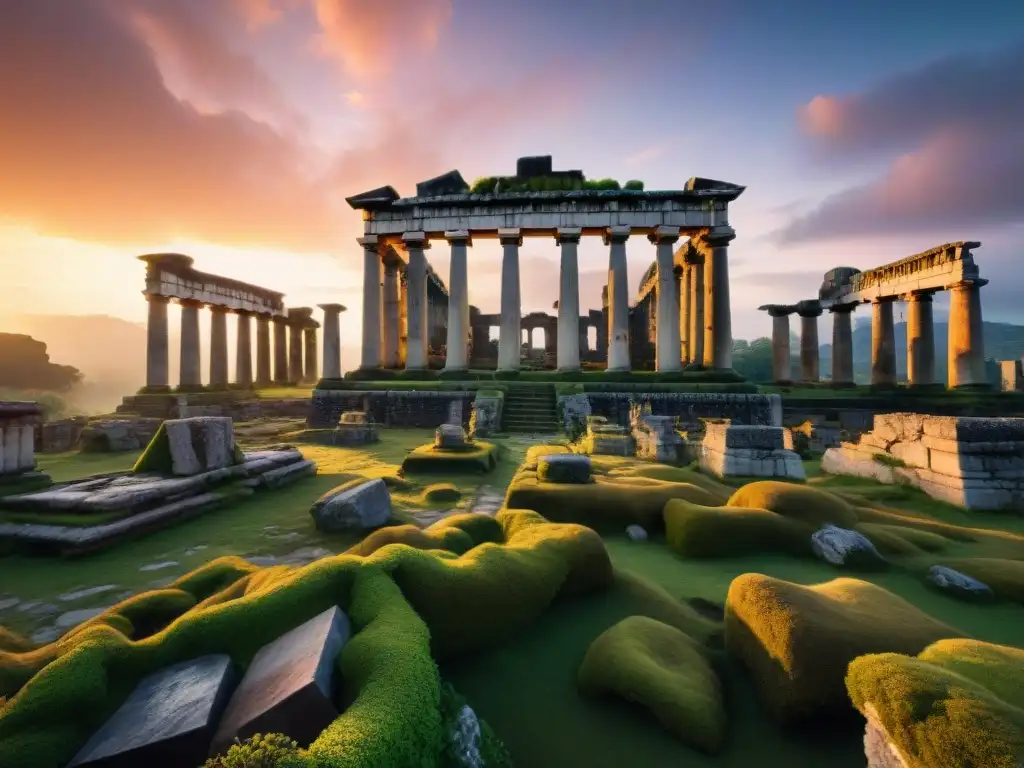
[497,227,523,246]
[603,225,631,245]
[555,227,583,243]
[443,229,472,245]
[795,299,823,318]
[648,225,681,244]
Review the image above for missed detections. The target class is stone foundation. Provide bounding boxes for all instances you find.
[79,418,163,453]
[0,403,48,487]
[307,389,475,430]
[630,403,683,462]
[700,423,805,480]
[821,412,1024,510]
[118,393,312,421]
[40,417,90,453]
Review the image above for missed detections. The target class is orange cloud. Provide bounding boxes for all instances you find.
[310,0,453,79]
[797,94,848,138]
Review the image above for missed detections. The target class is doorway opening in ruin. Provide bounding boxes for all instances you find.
[587,326,597,351]
[532,328,546,350]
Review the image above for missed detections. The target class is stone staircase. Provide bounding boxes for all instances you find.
[501,384,560,434]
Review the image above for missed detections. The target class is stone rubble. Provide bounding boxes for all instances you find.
[79,418,162,453]
[309,478,392,533]
[626,524,648,542]
[333,411,379,446]
[699,423,805,480]
[811,525,886,570]
[926,565,994,603]
[822,413,1024,510]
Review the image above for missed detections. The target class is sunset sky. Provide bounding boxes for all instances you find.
[2,0,1023,375]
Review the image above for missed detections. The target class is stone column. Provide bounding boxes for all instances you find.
[702,226,736,369]
[796,300,822,383]
[403,231,430,370]
[948,279,988,388]
[235,311,253,388]
[144,293,170,391]
[906,292,936,387]
[444,230,471,372]
[761,305,794,383]
[382,263,401,368]
[871,298,897,387]
[289,320,303,384]
[650,226,682,372]
[687,255,704,367]
[272,317,289,385]
[830,304,856,387]
[497,228,523,372]
[359,235,382,370]
[556,227,582,372]
[255,314,272,387]
[209,307,229,389]
[680,264,691,364]
[178,299,202,389]
[303,326,318,383]
[319,304,345,380]
[604,226,631,371]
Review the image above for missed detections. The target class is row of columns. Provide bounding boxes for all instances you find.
[763,278,987,388]
[359,225,736,374]
[145,295,347,390]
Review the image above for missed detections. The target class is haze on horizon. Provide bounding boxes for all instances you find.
[2,0,1023,396]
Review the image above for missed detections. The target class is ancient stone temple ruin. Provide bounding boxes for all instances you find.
[138,253,342,391]
[345,156,745,374]
[760,241,988,389]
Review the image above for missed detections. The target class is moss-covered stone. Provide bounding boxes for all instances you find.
[426,513,504,547]
[664,500,812,558]
[344,524,473,558]
[420,483,461,504]
[400,441,499,475]
[725,574,965,723]
[577,615,726,754]
[847,639,1024,768]
[727,481,859,529]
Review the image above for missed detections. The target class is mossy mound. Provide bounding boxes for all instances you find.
[847,639,1024,768]
[856,523,950,556]
[0,627,32,654]
[426,513,504,547]
[727,481,859,529]
[400,441,498,475]
[506,469,722,532]
[0,509,611,768]
[664,500,812,558]
[931,558,1024,603]
[725,573,965,723]
[523,444,571,470]
[420,483,462,504]
[345,524,474,558]
[577,615,726,754]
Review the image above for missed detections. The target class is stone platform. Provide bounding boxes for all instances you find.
[822,413,1024,510]
[700,423,805,480]
[0,447,315,554]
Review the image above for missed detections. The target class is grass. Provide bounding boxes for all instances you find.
[0,427,530,638]
[255,386,314,399]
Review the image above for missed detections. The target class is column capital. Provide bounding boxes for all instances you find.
[402,231,430,249]
[905,291,935,303]
[498,227,523,246]
[444,229,472,245]
[872,295,900,304]
[271,313,289,324]
[602,225,631,245]
[795,299,823,318]
[758,303,796,317]
[318,303,347,313]
[357,235,379,250]
[701,225,736,247]
[828,302,858,314]
[647,225,681,245]
[948,278,989,291]
[234,308,254,316]
[555,227,582,244]
[178,298,205,309]
[143,292,170,304]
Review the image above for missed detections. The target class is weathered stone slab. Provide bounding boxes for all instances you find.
[704,423,786,450]
[811,525,886,570]
[261,459,317,489]
[926,565,994,603]
[435,423,470,450]
[310,478,391,532]
[68,654,237,768]
[922,415,1024,443]
[537,454,591,484]
[701,447,805,480]
[211,606,351,755]
[165,417,236,476]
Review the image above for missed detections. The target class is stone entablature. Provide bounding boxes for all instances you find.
[140,253,286,317]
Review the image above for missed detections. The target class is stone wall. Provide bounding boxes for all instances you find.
[822,412,1024,510]
[307,390,476,430]
[582,393,782,431]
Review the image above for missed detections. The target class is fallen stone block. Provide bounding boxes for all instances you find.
[210,606,351,755]
[261,459,317,489]
[626,524,648,542]
[537,454,591,484]
[435,423,470,450]
[926,565,995,603]
[68,654,237,768]
[310,477,391,532]
[811,524,886,570]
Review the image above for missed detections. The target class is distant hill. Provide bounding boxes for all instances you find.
[819,321,1024,384]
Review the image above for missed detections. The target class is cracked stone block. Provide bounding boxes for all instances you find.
[164,417,236,477]
[210,606,351,755]
[68,654,237,768]
[310,477,391,532]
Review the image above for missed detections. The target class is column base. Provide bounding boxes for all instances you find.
[683,362,705,372]
[557,366,582,374]
[869,381,898,391]
[829,381,857,389]
[908,382,945,391]
[137,385,172,394]
[605,367,630,374]
[952,383,993,391]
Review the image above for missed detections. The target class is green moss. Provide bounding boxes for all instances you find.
[131,421,172,474]
[577,615,725,754]
[400,442,499,475]
[847,639,1024,768]
[427,514,504,547]
[664,500,812,558]
[0,627,32,654]
[420,483,462,504]
[438,681,513,768]
[344,524,473,558]
[203,732,300,767]
[855,523,950,557]
[727,481,859,529]
[873,453,907,468]
[725,574,965,724]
